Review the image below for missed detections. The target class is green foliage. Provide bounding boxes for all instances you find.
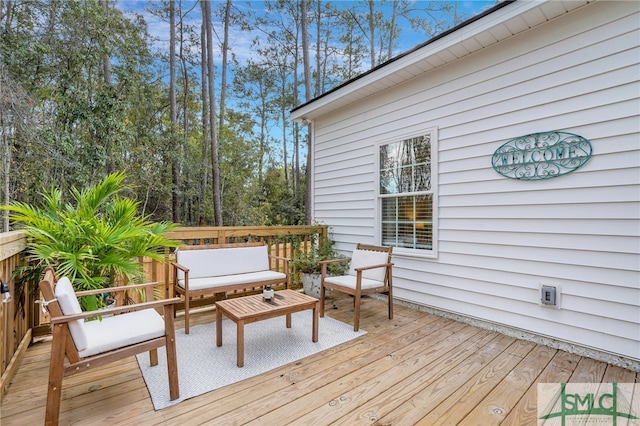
[291,232,346,275]
[1,172,179,311]
[0,0,466,226]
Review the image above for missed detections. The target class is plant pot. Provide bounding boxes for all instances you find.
[102,297,117,318]
[301,273,321,299]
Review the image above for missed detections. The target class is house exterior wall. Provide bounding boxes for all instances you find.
[310,1,639,363]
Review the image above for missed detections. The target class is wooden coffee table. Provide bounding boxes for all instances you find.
[215,289,319,367]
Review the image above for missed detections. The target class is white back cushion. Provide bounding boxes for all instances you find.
[176,245,270,279]
[54,277,88,351]
[348,249,390,282]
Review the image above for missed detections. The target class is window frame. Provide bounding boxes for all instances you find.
[377,127,438,258]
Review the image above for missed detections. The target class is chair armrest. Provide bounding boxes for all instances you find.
[320,257,351,275]
[75,281,159,297]
[171,262,190,273]
[269,255,290,262]
[319,257,351,266]
[49,297,181,324]
[269,255,290,267]
[353,262,394,272]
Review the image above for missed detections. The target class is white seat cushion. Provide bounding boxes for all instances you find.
[323,275,385,290]
[79,309,165,358]
[54,277,88,351]
[349,249,390,282]
[177,271,286,291]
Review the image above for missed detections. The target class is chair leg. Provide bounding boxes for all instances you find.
[149,348,159,367]
[387,271,394,319]
[164,304,180,400]
[173,294,177,319]
[184,293,190,334]
[45,324,67,426]
[319,284,325,318]
[353,293,361,331]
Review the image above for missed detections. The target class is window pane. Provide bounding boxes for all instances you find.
[381,222,398,246]
[413,134,431,161]
[381,197,397,222]
[381,195,433,249]
[380,169,396,194]
[380,134,431,195]
[413,163,431,191]
[380,141,400,194]
[415,195,433,249]
[381,197,397,246]
[399,165,413,192]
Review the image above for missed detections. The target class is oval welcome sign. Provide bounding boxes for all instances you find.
[491,131,592,181]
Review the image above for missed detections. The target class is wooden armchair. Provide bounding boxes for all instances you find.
[38,268,180,426]
[319,244,393,331]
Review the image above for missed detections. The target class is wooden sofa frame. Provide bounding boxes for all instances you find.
[171,241,290,333]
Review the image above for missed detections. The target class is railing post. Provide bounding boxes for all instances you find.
[0,230,29,400]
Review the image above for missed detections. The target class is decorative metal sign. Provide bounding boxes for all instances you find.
[492,131,592,181]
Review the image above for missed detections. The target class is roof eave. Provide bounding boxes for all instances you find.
[291,0,589,122]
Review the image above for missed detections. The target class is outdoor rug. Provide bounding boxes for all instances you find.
[136,310,366,410]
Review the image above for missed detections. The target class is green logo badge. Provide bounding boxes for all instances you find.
[538,383,639,425]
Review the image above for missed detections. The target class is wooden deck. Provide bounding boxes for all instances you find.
[1,293,637,425]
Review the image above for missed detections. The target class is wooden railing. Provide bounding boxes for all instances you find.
[0,225,327,399]
[0,231,30,399]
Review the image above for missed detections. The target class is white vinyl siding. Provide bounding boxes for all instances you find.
[309,1,640,361]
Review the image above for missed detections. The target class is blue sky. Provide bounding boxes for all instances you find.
[116,1,497,68]
[114,1,496,162]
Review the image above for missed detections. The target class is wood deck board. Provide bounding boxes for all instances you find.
[316,329,500,425]
[371,333,517,426]
[501,350,581,426]
[241,323,484,425]
[458,344,558,425]
[195,316,459,425]
[0,293,637,425]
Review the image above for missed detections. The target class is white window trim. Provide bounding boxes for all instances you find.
[376,127,439,259]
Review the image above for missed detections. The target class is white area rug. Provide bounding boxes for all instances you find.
[136,310,366,410]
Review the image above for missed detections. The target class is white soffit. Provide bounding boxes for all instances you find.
[291,0,591,122]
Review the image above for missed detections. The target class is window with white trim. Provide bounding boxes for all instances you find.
[379,130,436,253]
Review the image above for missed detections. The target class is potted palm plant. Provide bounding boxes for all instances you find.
[2,172,179,311]
[292,234,345,298]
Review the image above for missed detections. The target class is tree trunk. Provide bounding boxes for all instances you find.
[1,108,9,233]
[388,0,397,60]
[169,0,180,223]
[203,0,222,225]
[368,0,376,68]
[219,0,230,130]
[198,17,208,225]
[99,0,113,174]
[301,0,312,225]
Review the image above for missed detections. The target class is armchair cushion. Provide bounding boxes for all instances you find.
[80,309,166,358]
[348,249,390,281]
[54,277,88,351]
[323,275,385,290]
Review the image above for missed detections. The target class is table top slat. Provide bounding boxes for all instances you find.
[215,290,318,320]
